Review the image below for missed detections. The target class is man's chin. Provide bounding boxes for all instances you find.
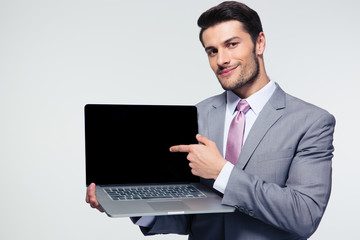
[219,80,246,91]
[218,75,257,92]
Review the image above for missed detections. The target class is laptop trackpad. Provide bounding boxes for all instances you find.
[147,201,191,211]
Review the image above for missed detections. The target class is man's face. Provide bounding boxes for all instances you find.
[202,20,259,91]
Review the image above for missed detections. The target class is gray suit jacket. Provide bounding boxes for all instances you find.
[140,84,335,240]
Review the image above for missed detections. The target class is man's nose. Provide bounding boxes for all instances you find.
[217,49,230,66]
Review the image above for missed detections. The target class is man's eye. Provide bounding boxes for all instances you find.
[228,42,239,48]
[207,49,217,56]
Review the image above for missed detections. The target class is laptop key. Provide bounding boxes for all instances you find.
[142,195,174,199]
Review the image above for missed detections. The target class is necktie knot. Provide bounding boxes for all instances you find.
[236,100,250,113]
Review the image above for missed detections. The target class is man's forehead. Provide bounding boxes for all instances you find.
[202,20,249,47]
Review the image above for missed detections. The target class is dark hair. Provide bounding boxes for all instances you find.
[197,1,263,46]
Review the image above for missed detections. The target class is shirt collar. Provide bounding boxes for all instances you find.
[226,80,277,115]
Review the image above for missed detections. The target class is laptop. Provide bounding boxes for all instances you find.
[85,104,235,217]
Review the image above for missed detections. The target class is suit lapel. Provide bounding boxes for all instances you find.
[237,85,286,169]
[207,92,227,155]
[200,92,226,192]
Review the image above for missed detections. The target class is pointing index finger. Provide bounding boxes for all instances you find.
[169,145,191,153]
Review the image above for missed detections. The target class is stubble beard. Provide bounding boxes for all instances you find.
[217,49,260,91]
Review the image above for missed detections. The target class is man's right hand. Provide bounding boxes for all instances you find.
[86,183,104,213]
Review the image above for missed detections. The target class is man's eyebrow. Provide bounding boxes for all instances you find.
[204,37,241,52]
[205,46,216,52]
[224,37,241,44]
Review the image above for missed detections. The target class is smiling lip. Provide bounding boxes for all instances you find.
[218,66,237,77]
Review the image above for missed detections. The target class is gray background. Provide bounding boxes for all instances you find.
[1,0,359,239]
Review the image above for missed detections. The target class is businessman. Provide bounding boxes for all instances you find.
[86,1,335,239]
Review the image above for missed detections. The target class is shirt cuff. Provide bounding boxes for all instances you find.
[131,216,156,227]
[213,162,234,194]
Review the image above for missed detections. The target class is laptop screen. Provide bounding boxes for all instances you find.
[85,104,199,186]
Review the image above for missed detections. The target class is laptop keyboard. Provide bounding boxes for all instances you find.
[104,185,207,201]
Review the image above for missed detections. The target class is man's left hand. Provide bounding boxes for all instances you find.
[170,134,227,180]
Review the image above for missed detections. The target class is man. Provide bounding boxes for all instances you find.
[86,1,335,239]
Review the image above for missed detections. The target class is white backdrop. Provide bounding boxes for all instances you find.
[1,0,359,239]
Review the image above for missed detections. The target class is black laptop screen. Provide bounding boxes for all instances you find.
[85,104,199,186]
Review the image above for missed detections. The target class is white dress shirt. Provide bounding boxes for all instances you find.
[213,80,277,193]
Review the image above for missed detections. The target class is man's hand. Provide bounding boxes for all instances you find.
[170,134,227,180]
[86,183,104,213]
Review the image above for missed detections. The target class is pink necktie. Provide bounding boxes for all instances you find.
[225,100,250,165]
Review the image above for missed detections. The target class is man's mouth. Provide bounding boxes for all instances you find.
[218,66,238,77]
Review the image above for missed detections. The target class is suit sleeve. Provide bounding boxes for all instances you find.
[222,113,335,238]
[138,215,192,236]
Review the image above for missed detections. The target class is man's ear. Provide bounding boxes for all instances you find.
[256,32,266,56]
